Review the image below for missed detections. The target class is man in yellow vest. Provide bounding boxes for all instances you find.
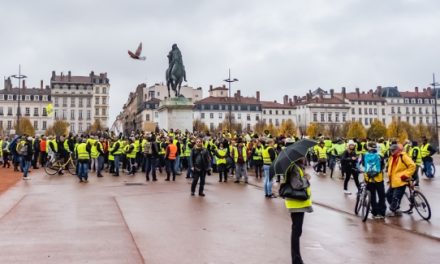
[409,140,422,187]
[76,138,91,183]
[215,142,228,182]
[91,137,105,177]
[233,138,248,184]
[126,138,137,175]
[283,158,312,264]
[251,139,263,179]
[262,139,276,198]
[110,137,123,176]
[421,136,436,179]
[108,139,115,174]
[315,141,327,175]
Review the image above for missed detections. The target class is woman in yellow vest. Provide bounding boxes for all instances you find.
[126,138,137,175]
[75,138,91,183]
[283,158,312,264]
[262,139,276,198]
[215,142,228,182]
[251,140,263,179]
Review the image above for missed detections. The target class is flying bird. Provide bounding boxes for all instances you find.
[128,42,146,60]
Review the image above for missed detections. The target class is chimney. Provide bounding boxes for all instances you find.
[68,71,71,81]
[289,98,293,105]
[283,95,288,105]
[376,86,382,97]
[341,87,346,99]
[293,95,298,103]
[237,90,241,97]
[330,89,334,98]
[209,85,213,91]
[415,87,419,93]
[51,71,55,80]
[40,80,44,89]
[222,84,226,88]
[60,72,64,80]
[90,71,94,82]
[355,88,360,98]
[22,80,26,89]
[256,91,260,102]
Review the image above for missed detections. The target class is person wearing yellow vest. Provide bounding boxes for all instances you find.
[183,138,194,179]
[0,138,3,166]
[108,139,115,174]
[233,138,248,184]
[409,140,422,187]
[403,140,412,154]
[386,144,416,216]
[158,136,167,174]
[92,137,105,177]
[262,139,276,197]
[110,137,124,176]
[283,158,312,264]
[75,138,91,183]
[315,141,327,175]
[421,136,436,179]
[88,136,98,172]
[126,138,137,175]
[251,140,264,179]
[215,142,228,182]
[165,137,178,181]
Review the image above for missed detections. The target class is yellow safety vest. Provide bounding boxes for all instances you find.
[233,146,247,163]
[316,146,327,159]
[409,146,422,165]
[262,146,273,165]
[91,141,102,159]
[421,144,431,158]
[217,148,227,165]
[285,165,312,209]
[126,143,136,159]
[108,142,115,161]
[113,140,123,155]
[253,147,263,161]
[77,143,90,160]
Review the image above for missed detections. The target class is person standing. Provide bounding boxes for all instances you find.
[165,137,178,181]
[17,136,33,180]
[190,138,210,196]
[251,140,263,179]
[386,144,416,216]
[215,142,228,182]
[39,136,47,167]
[94,137,105,177]
[284,158,312,264]
[2,137,11,168]
[341,140,360,194]
[144,134,159,181]
[315,141,327,175]
[233,139,248,184]
[125,138,137,175]
[409,141,422,187]
[420,136,436,179]
[76,138,91,183]
[110,137,123,176]
[262,139,277,198]
[32,135,41,169]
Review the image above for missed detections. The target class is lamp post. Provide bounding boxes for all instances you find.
[223,69,238,131]
[11,65,27,136]
[431,73,439,150]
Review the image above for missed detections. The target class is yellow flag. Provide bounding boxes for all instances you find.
[46,103,53,116]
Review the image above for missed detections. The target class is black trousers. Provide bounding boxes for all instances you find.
[291,212,305,264]
[344,169,360,191]
[191,170,206,194]
[367,181,386,216]
[32,151,40,168]
[317,160,326,173]
[217,164,227,181]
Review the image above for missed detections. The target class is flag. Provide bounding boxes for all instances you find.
[46,103,53,116]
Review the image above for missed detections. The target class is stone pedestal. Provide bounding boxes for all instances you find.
[158,97,193,131]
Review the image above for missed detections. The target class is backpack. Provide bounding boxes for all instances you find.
[363,152,381,178]
[143,141,153,155]
[18,142,28,156]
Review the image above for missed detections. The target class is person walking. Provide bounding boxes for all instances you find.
[284,158,312,264]
[32,135,41,169]
[190,138,210,196]
[2,137,11,168]
[314,141,327,176]
[39,136,47,167]
[251,140,264,179]
[233,139,248,183]
[165,137,178,181]
[386,144,416,217]
[17,136,33,180]
[76,138,91,183]
[262,139,277,198]
[341,140,360,194]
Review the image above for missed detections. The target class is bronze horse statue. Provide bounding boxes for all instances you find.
[166,44,187,97]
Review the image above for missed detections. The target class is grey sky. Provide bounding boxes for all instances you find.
[1,0,440,123]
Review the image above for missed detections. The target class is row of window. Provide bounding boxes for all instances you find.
[200,112,260,121]
[352,107,380,115]
[199,104,260,111]
[391,106,433,115]
[54,97,93,107]
[0,107,47,117]
[145,112,159,121]
[352,116,431,126]
[54,109,92,121]
[262,109,293,115]
[95,87,108,94]
[69,122,92,133]
[313,112,347,123]
[0,94,49,101]
[53,84,93,90]
[0,120,47,130]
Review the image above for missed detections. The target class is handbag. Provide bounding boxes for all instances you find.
[279,182,309,200]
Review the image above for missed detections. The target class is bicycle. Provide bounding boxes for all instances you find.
[401,180,431,221]
[420,162,436,178]
[45,152,77,175]
[354,172,375,222]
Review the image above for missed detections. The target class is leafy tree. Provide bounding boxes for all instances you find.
[306,122,325,138]
[279,119,297,137]
[88,119,105,134]
[342,121,352,138]
[253,120,266,135]
[15,117,35,136]
[367,119,387,139]
[347,121,367,139]
[386,119,408,143]
[46,120,69,137]
[326,123,343,139]
[264,122,278,137]
[193,119,208,132]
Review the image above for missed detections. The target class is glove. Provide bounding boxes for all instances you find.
[400,175,410,182]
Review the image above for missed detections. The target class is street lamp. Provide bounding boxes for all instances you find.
[11,65,27,136]
[223,68,238,132]
[431,73,439,150]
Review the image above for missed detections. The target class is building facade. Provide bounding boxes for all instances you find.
[50,71,110,134]
[144,83,202,101]
[0,78,52,136]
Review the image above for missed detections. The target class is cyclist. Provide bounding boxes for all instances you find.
[362,142,386,219]
[421,136,436,179]
[341,140,360,194]
[409,141,422,187]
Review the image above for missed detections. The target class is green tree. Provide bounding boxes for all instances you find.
[367,119,387,139]
[347,121,367,139]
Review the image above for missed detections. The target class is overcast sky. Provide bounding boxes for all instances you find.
[1,0,440,123]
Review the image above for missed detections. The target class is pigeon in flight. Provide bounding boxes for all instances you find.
[128,42,146,60]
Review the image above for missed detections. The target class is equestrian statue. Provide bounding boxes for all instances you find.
[166,44,187,97]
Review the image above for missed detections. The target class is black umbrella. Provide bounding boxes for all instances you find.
[270,138,317,178]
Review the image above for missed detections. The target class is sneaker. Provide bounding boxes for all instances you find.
[373,215,385,219]
[191,192,195,196]
[343,190,352,195]
[386,210,402,217]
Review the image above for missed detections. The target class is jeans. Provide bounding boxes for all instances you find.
[235,163,248,182]
[423,160,434,178]
[78,161,89,180]
[20,157,31,178]
[191,169,206,194]
[97,156,104,176]
[174,155,181,173]
[166,159,177,180]
[386,186,406,212]
[114,155,120,175]
[291,212,305,264]
[367,181,386,216]
[186,156,193,178]
[263,165,272,195]
[145,157,157,180]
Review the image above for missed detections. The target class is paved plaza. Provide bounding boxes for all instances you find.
[0,165,439,264]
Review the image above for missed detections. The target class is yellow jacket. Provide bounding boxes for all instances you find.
[387,153,416,188]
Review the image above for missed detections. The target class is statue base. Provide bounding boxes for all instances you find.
[158,97,193,132]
